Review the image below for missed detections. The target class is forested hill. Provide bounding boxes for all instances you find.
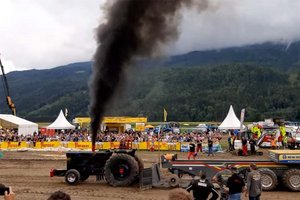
[1,41,300,122]
[164,41,300,69]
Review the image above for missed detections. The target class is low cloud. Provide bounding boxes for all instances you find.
[0,0,300,71]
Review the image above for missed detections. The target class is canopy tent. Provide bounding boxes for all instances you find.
[0,114,38,136]
[47,110,75,129]
[218,105,246,130]
[145,124,154,129]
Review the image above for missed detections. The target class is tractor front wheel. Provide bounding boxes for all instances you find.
[65,169,80,185]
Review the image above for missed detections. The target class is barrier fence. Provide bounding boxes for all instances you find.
[0,141,223,152]
[0,141,181,151]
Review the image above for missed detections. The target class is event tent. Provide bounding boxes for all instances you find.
[47,110,75,129]
[0,114,38,135]
[218,105,246,130]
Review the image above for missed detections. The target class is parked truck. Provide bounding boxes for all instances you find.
[161,150,300,191]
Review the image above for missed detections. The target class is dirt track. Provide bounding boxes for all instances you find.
[0,150,299,200]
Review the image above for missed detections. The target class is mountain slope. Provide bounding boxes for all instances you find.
[164,41,300,68]
[1,42,300,122]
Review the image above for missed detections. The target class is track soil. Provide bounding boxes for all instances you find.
[0,149,298,200]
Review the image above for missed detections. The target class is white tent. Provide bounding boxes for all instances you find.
[47,110,75,129]
[218,105,246,130]
[0,114,38,136]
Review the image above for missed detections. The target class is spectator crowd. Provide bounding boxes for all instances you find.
[0,128,223,144]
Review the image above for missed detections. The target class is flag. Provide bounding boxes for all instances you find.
[240,108,245,131]
[163,108,167,122]
[65,108,68,117]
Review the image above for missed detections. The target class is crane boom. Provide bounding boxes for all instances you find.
[0,56,16,115]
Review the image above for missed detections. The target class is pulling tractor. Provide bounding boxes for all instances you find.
[50,149,143,187]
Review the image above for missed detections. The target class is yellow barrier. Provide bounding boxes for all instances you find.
[0,141,181,151]
[7,142,21,149]
[34,142,61,149]
[74,142,92,150]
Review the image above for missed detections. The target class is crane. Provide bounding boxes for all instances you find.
[0,56,16,115]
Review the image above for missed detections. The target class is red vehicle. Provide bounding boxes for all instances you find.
[287,132,300,149]
[257,126,281,147]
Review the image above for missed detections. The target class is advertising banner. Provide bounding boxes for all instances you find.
[74,142,92,149]
[0,141,182,151]
[279,154,300,163]
[180,142,190,152]
[7,142,20,149]
[0,142,8,149]
[40,141,60,148]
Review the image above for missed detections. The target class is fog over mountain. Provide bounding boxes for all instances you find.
[0,0,300,72]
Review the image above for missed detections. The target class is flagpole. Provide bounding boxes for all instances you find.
[159,108,167,168]
[158,124,161,168]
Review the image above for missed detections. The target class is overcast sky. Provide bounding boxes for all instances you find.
[1,0,300,72]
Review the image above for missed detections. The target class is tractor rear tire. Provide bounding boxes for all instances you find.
[283,169,300,191]
[65,169,80,185]
[168,174,180,188]
[258,168,278,191]
[134,155,144,174]
[104,153,139,187]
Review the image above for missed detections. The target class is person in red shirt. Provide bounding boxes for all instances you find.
[242,137,248,156]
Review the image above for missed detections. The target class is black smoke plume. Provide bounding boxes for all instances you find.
[89,0,203,151]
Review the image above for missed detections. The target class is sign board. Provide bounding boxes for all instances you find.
[74,117,148,125]
[278,154,300,163]
[135,123,145,131]
[180,142,190,152]
[103,117,147,124]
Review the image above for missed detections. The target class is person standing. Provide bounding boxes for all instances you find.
[249,137,256,155]
[245,163,262,200]
[186,172,219,200]
[289,136,296,150]
[270,135,277,149]
[226,167,246,200]
[241,137,248,156]
[188,141,196,160]
[228,134,233,152]
[212,163,233,200]
[196,139,202,154]
[207,137,214,157]
[283,135,288,149]
[277,134,283,149]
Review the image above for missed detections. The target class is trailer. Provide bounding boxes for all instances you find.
[50,149,143,187]
[161,150,300,191]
